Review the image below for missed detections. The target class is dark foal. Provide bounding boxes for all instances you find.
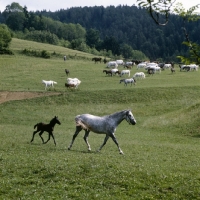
[30,116,61,146]
[65,69,70,76]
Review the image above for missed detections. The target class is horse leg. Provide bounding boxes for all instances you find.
[109,134,123,154]
[43,131,51,144]
[44,132,56,146]
[68,126,82,150]
[39,131,45,144]
[83,130,91,151]
[97,135,110,152]
[51,132,56,146]
[30,130,39,143]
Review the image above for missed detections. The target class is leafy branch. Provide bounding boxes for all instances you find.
[137,0,200,64]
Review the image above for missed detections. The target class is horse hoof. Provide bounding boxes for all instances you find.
[68,147,71,150]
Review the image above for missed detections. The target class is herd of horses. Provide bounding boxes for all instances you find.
[35,57,199,154]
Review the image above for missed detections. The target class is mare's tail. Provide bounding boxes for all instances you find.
[53,81,57,84]
[34,123,38,129]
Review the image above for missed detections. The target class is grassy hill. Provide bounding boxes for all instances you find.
[0,38,200,199]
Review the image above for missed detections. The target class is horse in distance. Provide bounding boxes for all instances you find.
[42,80,57,90]
[68,110,136,154]
[30,116,61,146]
[92,57,102,63]
[65,69,70,76]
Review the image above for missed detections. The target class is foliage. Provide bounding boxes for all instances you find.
[174,3,200,64]
[2,3,200,61]
[137,0,175,25]
[24,30,59,45]
[38,5,194,61]
[132,49,148,60]
[22,48,50,58]
[137,0,200,64]
[86,28,101,48]
[101,36,121,56]
[0,24,12,53]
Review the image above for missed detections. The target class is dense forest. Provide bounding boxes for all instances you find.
[1,3,200,62]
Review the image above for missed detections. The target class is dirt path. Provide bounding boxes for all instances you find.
[0,91,61,104]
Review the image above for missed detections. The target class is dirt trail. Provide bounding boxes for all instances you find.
[0,91,60,104]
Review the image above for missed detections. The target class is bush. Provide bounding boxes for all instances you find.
[24,30,59,45]
[0,24,12,51]
[22,48,50,59]
[41,50,50,58]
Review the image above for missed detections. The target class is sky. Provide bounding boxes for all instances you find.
[0,0,199,12]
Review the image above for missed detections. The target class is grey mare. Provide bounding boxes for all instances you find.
[68,109,136,154]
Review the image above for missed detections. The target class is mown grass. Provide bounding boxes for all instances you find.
[1,38,200,199]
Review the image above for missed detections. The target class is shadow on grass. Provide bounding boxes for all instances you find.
[191,134,200,138]
[67,149,100,154]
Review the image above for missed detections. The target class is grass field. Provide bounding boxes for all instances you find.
[1,38,200,199]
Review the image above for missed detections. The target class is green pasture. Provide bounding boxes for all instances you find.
[1,38,200,199]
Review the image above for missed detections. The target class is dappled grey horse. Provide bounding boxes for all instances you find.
[68,110,136,154]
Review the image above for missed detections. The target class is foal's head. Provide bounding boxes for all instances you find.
[50,116,61,126]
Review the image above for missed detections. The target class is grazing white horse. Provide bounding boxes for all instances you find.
[42,80,57,90]
[111,68,119,75]
[67,78,81,89]
[125,61,133,66]
[107,61,118,68]
[68,110,136,154]
[146,65,161,73]
[119,78,136,86]
[120,70,130,77]
[137,62,147,69]
[189,64,199,71]
[116,60,124,65]
[145,63,158,69]
[163,63,171,70]
[133,72,145,79]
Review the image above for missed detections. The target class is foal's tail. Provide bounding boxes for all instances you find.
[34,123,38,129]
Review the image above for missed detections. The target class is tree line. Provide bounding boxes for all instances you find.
[0,2,200,62]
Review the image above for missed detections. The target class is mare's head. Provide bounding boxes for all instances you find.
[50,116,61,126]
[125,110,136,125]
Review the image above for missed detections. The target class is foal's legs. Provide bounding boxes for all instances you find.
[68,126,82,150]
[39,131,45,144]
[44,132,56,146]
[30,130,39,143]
[83,130,91,151]
[30,130,45,144]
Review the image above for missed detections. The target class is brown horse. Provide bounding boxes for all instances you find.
[103,70,113,76]
[92,57,102,63]
[65,83,76,88]
[30,116,61,146]
[124,65,132,69]
[65,69,70,76]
